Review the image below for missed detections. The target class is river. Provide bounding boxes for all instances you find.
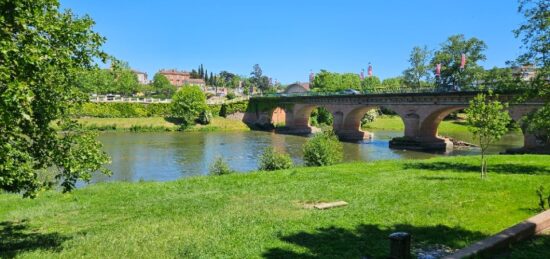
[88,129,524,183]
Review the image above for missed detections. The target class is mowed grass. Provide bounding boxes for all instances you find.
[76,117,249,132]
[1,155,549,258]
[363,115,470,136]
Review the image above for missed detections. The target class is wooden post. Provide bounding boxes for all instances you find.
[389,232,411,259]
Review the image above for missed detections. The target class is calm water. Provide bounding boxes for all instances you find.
[89,129,524,184]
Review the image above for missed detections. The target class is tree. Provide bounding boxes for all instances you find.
[0,0,110,197]
[361,76,382,91]
[250,64,270,92]
[481,67,518,90]
[513,0,550,145]
[403,46,433,88]
[381,77,404,89]
[311,70,361,92]
[465,92,511,178]
[152,73,175,98]
[431,34,487,90]
[171,85,207,128]
[109,59,139,96]
[514,0,549,68]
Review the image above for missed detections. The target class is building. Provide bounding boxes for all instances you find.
[158,69,206,87]
[158,69,191,86]
[132,70,149,84]
[512,65,537,81]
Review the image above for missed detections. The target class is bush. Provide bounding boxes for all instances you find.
[198,110,212,125]
[75,103,171,118]
[171,85,207,128]
[226,92,236,100]
[303,131,343,166]
[360,109,379,126]
[209,157,233,176]
[259,147,293,171]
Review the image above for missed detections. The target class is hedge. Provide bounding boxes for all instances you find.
[75,101,249,118]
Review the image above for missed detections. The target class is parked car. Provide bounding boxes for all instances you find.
[339,89,361,95]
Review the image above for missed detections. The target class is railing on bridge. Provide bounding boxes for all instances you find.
[252,86,521,98]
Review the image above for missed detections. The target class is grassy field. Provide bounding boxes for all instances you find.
[1,155,549,258]
[362,115,471,136]
[76,116,249,132]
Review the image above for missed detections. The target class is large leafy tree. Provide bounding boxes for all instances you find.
[465,93,511,178]
[250,64,271,92]
[311,70,361,92]
[513,0,550,145]
[0,0,111,197]
[152,73,175,98]
[171,86,207,128]
[431,34,487,90]
[403,46,433,88]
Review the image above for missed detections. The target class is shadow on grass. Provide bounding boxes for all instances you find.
[263,224,486,258]
[0,220,69,258]
[403,161,550,175]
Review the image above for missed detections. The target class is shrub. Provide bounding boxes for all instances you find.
[303,131,343,166]
[360,109,379,126]
[75,103,171,118]
[226,92,236,100]
[209,157,233,176]
[198,110,212,125]
[171,85,207,128]
[259,147,293,171]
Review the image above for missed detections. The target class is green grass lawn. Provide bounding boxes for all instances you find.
[363,115,470,136]
[1,155,549,258]
[76,116,249,132]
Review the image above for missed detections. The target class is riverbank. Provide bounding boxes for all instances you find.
[1,155,549,258]
[76,116,249,132]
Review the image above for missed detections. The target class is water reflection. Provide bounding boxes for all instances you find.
[88,129,524,184]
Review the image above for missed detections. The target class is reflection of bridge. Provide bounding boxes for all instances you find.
[243,91,546,152]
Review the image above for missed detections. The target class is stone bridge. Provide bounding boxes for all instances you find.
[243,91,546,152]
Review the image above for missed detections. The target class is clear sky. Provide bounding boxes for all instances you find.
[61,0,525,84]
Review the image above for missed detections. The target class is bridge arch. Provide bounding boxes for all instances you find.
[418,106,467,140]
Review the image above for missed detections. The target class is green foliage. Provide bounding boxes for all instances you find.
[198,110,213,125]
[481,67,519,90]
[309,107,333,126]
[226,92,236,100]
[536,185,548,211]
[258,147,293,171]
[381,77,404,89]
[312,70,361,92]
[465,92,511,178]
[431,34,487,89]
[152,73,176,98]
[525,104,550,145]
[303,131,343,167]
[75,59,139,95]
[360,109,379,126]
[209,157,233,176]
[403,45,433,88]
[514,0,549,68]
[171,86,207,128]
[76,103,172,118]
[0,0,111,197]
[250,64,271,92]
[361,76,381,91]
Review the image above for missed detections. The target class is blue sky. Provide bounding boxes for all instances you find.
[61,0,524,83]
